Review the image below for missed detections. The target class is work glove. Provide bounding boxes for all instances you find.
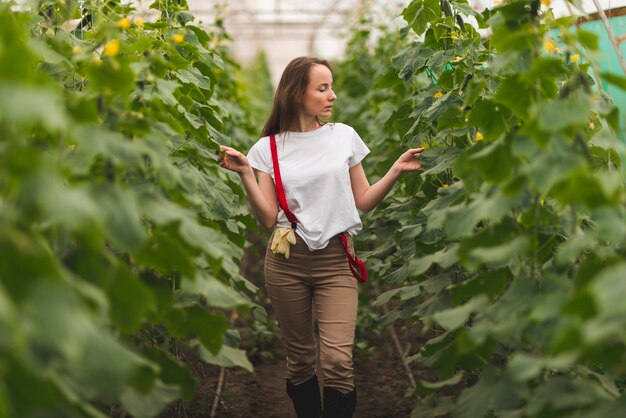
[270,227,297,259]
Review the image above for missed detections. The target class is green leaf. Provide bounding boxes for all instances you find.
[465,235,530,269]
[407,244,459,276]
[444,190,520,239]
[468,100,512,139]
[120,381,180,418]
[373,288,402,306]
[136,227,196,277]
[600,72,626,91]
[414,374,463,396]
[107,264,155,333]
[433,295,488,331]
[392,42,434,80]
[144,349,197,402]
[525,377,614,416]
[555,232,597,267]
[0,85,66,130]
[449,268,511,303]
[494,76,532,119]
[165,306,227,354]
[523,142,586,192]
[507,352,577,383]
[589,263,626,317]
[490,12,537,52]
[175,67,212,91]
[578,29,599,50]
[453,367,527,418]
[181,274,247,309]
[463,78,487,107]
[420,147,462,178]
[411,395,455,418]
[85,60,135,96]
[198,344,253,372]
[93,185,147,252]
[402,0,440,35]
[538,99,591,131]
[456,140,520,183]
[506,353,544,383]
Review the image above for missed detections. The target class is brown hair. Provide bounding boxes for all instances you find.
[261,56,333,137]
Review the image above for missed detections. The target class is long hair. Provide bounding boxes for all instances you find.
[261,56,333,138]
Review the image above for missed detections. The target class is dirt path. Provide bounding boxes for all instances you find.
[161,327,427,418]
[221,337,419,417]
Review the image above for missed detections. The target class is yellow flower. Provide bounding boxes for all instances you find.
[475,131,484,141]
[420,143,430,150]
[134,18,144,27]
[72,45,82,54]
[541,0,550,5]
[544,40,558,55]
[540,198,545,206]
[172,33,185,43]
[454,56,462,62]
[443,183,449,189]
[117,17,131,30]
[104,40,119,57]
[433,91,443,99]
[451,34,458,40]
[571,54,579,63]
[589,121,595,129]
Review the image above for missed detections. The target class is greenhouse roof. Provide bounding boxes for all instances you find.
[184,0,626,83]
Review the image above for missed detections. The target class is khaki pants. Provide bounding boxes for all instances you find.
[264,232,358,393]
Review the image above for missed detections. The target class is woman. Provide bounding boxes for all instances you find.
[218,56,423,418]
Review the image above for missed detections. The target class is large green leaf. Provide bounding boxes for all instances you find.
[107,264,155,333]
[589,263,626,317]
[120,381,180,418]
[433,295,488,331]
[453,367,528,418]
[0,85,67,130]
[467,100,512,139]
[181,273,248,309]
[198,343,253,372]
[165,306,228,354]
[402,0,440,36]
[538,99,591,131]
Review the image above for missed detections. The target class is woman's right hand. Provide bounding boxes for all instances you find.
[217,145,252,175]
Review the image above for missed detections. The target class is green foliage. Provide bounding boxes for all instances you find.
[334,0,626,416]
[0,0,259,416]
[239,50,274,131]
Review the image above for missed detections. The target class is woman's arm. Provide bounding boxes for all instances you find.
[218,145,278,228]
[350,148,424,213]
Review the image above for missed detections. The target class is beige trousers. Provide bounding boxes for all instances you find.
[264,232,359,393]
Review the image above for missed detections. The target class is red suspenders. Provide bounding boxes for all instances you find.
[269,134,368,283]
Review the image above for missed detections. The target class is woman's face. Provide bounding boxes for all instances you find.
[301,64,337,120]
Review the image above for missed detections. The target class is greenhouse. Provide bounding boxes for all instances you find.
[1,0,626,417]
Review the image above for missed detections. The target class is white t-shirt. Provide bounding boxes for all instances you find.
[247,123,370,250]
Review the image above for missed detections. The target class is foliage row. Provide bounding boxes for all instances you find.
[334,0,626,416]
[0,1,261,416]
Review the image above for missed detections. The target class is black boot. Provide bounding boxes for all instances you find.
[286,375,322,418]
[323,387,356,418]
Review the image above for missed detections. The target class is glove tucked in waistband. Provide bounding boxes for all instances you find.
[270,227,297,259]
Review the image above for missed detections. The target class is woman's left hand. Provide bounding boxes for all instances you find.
[392,148,425,173]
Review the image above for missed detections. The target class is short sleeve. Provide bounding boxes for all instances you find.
[246,138,271,174]
[348,129,370,167]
